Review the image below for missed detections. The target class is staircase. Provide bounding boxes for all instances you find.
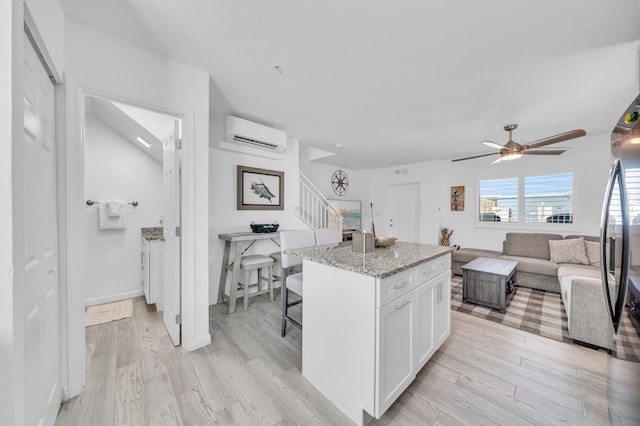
[299,172,342,230]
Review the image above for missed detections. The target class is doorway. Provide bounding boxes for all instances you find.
[388,183,421,243]
[82,94,182,344]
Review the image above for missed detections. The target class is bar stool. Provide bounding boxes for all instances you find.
[237,254,274,311]
[268,251,282,293]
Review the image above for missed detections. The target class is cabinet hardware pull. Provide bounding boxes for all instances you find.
[395,299,410,310]
[394,280,411,289]
[422,266,435,275]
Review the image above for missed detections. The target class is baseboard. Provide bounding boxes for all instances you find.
[85,289,144,307]
[184,333,212,351]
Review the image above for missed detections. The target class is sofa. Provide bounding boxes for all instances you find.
[452,232,613,350]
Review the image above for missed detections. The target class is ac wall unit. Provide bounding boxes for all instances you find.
[225,116,287,153]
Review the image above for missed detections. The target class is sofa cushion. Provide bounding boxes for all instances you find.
[549,237,589,265]
[584,240,601,267]
[499,255,559,276]
[452,248,502,264]
[504,233,563,260]
[558,264,601,332]
[557,264,601,280]
[564,234,599,243]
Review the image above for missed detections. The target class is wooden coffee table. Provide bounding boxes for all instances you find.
[461,257,517,313]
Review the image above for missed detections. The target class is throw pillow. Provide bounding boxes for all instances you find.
[584,240,601,267]
[549,237,589,265]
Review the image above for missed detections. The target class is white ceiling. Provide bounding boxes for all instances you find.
[60,0,640,169]
[86,96,169,163]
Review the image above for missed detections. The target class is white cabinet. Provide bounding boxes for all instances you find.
[141,237,164,308]
[303,252,452,425]
[375,291,415,416]
[375,259,451,417]
[414,278,437,371]
[413,270,451,372]
[434,271,451,347]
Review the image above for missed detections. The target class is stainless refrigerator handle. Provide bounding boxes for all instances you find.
[600,159,630,332]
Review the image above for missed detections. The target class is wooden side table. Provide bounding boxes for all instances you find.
[461,257,517,313]
[218,231,280,313]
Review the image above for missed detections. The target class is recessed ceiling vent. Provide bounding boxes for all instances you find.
[225,116,287,153]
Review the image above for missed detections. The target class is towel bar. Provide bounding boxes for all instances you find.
[86,199,139,206]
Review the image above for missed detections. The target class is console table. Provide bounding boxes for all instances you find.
[217,231,280,313]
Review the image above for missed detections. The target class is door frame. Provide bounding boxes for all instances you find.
[62,78,206,398]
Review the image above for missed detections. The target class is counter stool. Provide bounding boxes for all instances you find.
[269,251,282,291]
[237,254,274,311]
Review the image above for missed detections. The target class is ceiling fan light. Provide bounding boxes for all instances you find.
[630,136,640,144]
[501,151,521,160]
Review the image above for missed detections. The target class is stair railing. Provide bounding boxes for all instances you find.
[299,172,343,230]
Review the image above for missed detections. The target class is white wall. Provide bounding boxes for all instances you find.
[83,112,163,305]
[64,17,210,363]
[367,161,442,244]
[25,0,64,76]
[299,156,374,232]
[365,132,612,252]
[209,137,307,304]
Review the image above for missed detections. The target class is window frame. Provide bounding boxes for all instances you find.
[476,171,578,231]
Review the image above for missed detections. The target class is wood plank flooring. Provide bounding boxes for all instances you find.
[56,293,640,425]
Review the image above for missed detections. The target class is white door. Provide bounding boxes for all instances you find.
[388,183,420,242]
[163,120,181,345]
[23,32,62,425]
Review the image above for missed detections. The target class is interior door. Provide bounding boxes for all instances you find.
[162,120,181,345]
[388,183,420,242]
[23,32,62,425]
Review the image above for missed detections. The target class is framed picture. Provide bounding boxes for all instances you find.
[451,186,464,211]
[328,199,362,230]
[237,165,285,210]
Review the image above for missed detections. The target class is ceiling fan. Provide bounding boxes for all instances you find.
[452,124,587,164]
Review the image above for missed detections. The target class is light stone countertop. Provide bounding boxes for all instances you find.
[286,241,452,279]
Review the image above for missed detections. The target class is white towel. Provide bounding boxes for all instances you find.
[99,201,126,230]
[106,200,122,217]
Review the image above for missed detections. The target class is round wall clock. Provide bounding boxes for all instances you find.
[331,170,349,196]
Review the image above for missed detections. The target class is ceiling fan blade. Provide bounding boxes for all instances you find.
[523,129,586,149]
[451,152,497,162]
[481,141,505,150]
[491,157,502,165]
[522,149,567,155]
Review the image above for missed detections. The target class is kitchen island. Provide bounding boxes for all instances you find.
[287,241,452,425]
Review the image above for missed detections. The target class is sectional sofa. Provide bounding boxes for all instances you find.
[452,232,613,350]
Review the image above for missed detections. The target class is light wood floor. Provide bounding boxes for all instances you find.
[56,293,640,425]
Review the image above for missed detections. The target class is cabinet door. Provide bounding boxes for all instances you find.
[150,240,164,309]
[375,293,415,417]
[414,280,436,372]
[142,239,151,304]
[434,272,451,347]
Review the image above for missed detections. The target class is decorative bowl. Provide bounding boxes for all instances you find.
[374,237,397,248]
[249,221,280,233]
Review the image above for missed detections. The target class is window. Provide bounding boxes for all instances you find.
[524,173,573,224]
[478,177,518,222]
[478,172,574,225]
